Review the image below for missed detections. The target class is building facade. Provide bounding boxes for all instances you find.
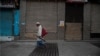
[0,0,100,41]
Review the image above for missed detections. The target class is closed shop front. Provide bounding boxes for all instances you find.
[20,0,65,40]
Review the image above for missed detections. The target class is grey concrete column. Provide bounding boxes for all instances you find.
[57,2,65,40]
[91,4,100,33]
[20,0,26,39]
[83,3,91,40]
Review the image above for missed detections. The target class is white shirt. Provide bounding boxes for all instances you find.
[37,25,42,37]
[37,25,42,41]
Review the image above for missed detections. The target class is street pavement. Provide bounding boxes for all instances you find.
[0,40,100,56]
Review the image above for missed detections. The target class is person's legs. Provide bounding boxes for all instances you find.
[37,41,43,46]
[37,37,46,48]
[41,39,47,48]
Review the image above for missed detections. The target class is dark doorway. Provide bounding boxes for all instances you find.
[65,3,84,40]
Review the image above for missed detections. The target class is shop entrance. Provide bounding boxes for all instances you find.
[65,3,84,41]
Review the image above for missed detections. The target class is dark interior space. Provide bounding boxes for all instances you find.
[91,33,100,38]
[88,0,100,4]
[65,3,83,23]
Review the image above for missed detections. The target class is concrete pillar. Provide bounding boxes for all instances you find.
[20,0,26,39]
[57,2,65,40]
[83,3,91,40]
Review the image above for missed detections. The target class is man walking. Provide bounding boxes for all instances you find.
[36,22,46,47]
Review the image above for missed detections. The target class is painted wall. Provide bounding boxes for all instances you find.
[0,9,13,36]
[14,9,20,36]
[0,8,20,41]
[0,9,14,41]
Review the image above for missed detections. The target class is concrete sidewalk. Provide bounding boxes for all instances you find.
[58,40,100,56]
[0,40,100,56]
[0,41,36,56]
